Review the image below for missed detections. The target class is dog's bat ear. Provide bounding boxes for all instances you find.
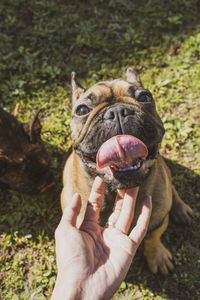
[126,67,143,87]
[71,72,85,104]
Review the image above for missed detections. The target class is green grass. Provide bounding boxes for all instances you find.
[0,0,200,299]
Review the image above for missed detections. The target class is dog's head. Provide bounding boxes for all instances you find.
[70,67,165,190]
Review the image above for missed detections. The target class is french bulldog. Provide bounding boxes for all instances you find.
[61,67,193,274]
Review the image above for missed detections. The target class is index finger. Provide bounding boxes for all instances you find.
[115,187,139,234]
[106,189,125,226]
[83,176,106,223]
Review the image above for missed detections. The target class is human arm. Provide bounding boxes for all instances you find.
[51,176,152,300]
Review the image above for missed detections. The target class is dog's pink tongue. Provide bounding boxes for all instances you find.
[97,135,148,169]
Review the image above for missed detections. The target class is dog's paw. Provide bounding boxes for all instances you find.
[144,242,174,275]
[171,201,194,225]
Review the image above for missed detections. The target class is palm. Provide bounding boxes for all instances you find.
[71,219,138,299]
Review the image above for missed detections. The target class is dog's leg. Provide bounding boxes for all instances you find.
[144,215,174,274]
[170,185,193,224]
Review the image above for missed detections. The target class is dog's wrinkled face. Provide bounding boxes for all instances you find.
[70,68,165,189]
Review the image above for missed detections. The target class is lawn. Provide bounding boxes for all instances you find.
[0,0,200,299]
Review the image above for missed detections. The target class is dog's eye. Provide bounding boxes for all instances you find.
[75,105,91,116]
[137,94,151,102]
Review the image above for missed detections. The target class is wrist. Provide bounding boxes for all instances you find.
[51,273,83,300]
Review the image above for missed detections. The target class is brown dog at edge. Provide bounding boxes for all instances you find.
[61,67,193,274]
[0,108,55,193]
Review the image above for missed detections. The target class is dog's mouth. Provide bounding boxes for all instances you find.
[97,135,148,175]
[81,135,158,182]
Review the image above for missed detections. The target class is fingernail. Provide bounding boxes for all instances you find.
[117,189,125,197]
[144,195,152,208]
[125,186,139,197]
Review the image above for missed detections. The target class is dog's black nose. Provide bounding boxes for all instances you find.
[104,106,133,121]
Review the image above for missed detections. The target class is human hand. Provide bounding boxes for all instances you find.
[51,177,152,300]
